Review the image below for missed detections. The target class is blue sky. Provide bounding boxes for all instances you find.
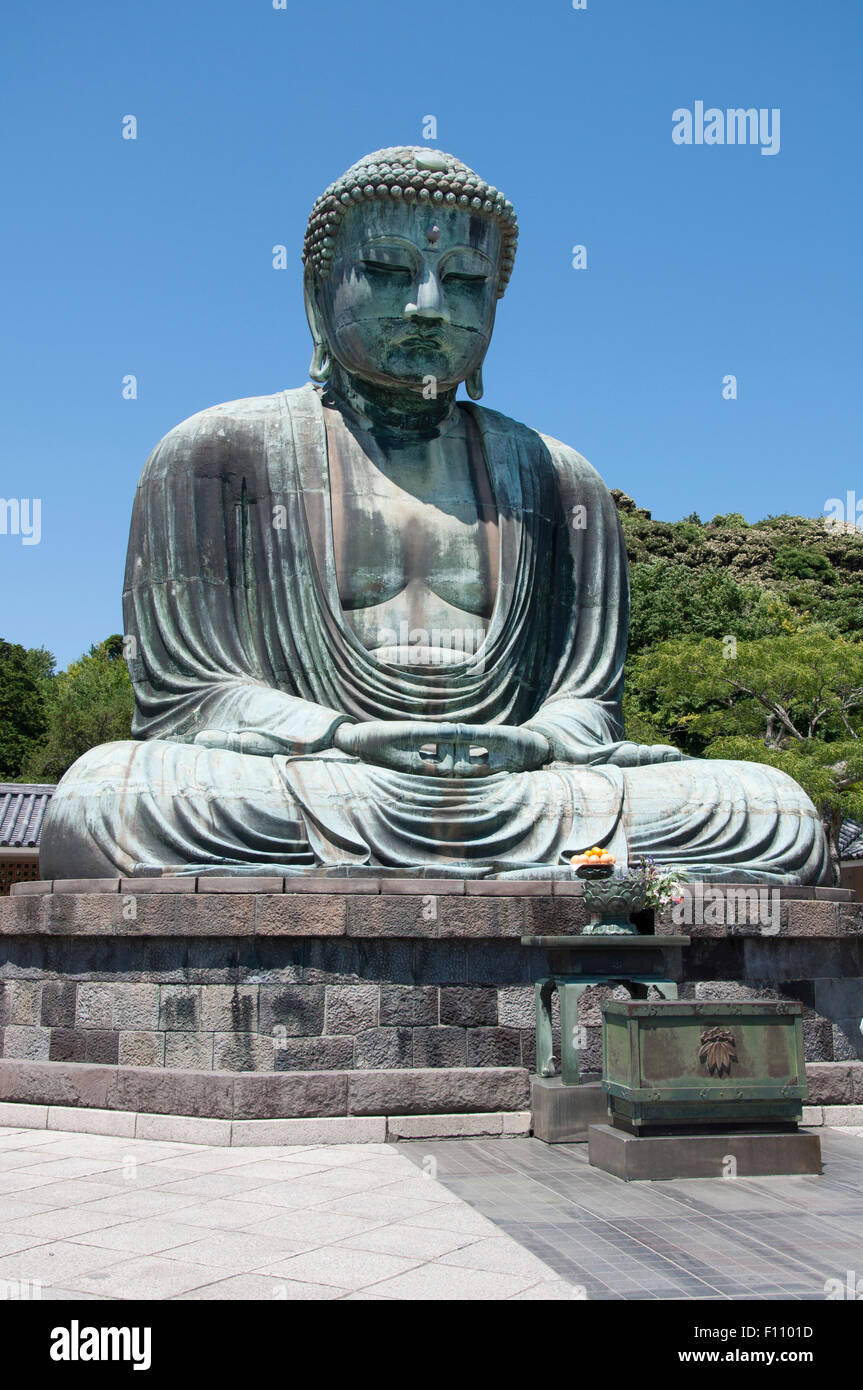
[1,0,861,667]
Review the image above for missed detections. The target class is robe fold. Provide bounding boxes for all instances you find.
[39,385,831,883]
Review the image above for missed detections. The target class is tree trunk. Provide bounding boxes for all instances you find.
[820,806,843,886]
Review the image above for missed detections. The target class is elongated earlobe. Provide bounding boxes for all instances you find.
[309,339,331,383]
[465,363,484,401]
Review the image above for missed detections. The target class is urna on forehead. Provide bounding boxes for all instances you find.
[303,145,519,297]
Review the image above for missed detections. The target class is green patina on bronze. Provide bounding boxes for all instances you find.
[522,934,690,1086]
[601,1000,808,1132]
[39,146,833,882]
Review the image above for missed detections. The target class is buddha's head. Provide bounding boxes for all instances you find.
[302,147,518,402]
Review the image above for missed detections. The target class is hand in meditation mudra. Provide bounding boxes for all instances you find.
[42,147,830,883]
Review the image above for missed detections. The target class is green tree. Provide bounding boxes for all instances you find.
[0,639,54,779]
[624,626,863,869]
[23,636,134,783]
[627,563,793,654]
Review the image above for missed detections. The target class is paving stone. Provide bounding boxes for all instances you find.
[261,1245,421,1290]
[337,1222,475,1259]
[73,1253,226,1300]
[0,1239,130,1284]
[176,1274,342,1299]
[74,1216,209,1255]
[512,1280,587,1300]
[440,1235,558,1280]
[369,1263,536,1300]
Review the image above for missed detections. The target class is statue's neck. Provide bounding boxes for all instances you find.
[324,364,459,437]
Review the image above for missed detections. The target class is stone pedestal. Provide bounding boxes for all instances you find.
[530,1076,608,1143]
[588,1122,822,1181]
[1,878,862,1141]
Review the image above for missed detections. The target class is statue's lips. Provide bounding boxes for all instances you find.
[394,331,446,348]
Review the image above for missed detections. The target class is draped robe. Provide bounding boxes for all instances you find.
[39,385,831,883]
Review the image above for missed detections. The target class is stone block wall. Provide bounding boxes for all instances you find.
[0,879,860,1085]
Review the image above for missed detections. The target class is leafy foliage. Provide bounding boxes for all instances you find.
[624,627,863,863]
[0,640,52,779]
[12,637,134,784]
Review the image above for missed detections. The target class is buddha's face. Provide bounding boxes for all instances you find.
[308,200,502,392]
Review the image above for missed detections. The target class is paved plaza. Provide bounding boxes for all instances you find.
[0,1123,571,1300]
[0,1121,860,1300]
[403,1130,863,1300]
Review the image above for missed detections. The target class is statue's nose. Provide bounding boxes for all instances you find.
[404,269,450,325]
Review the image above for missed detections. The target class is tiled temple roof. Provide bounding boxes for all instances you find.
[0,784,55,849]
[840,818,863,861]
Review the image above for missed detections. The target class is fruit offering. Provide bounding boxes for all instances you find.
[570,847,615,867]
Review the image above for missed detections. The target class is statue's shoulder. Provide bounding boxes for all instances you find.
[469,403,609,496]
[140,386,315,481]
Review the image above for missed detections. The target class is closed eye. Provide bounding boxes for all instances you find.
[442,272,488,285]
[361,260,412,276]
